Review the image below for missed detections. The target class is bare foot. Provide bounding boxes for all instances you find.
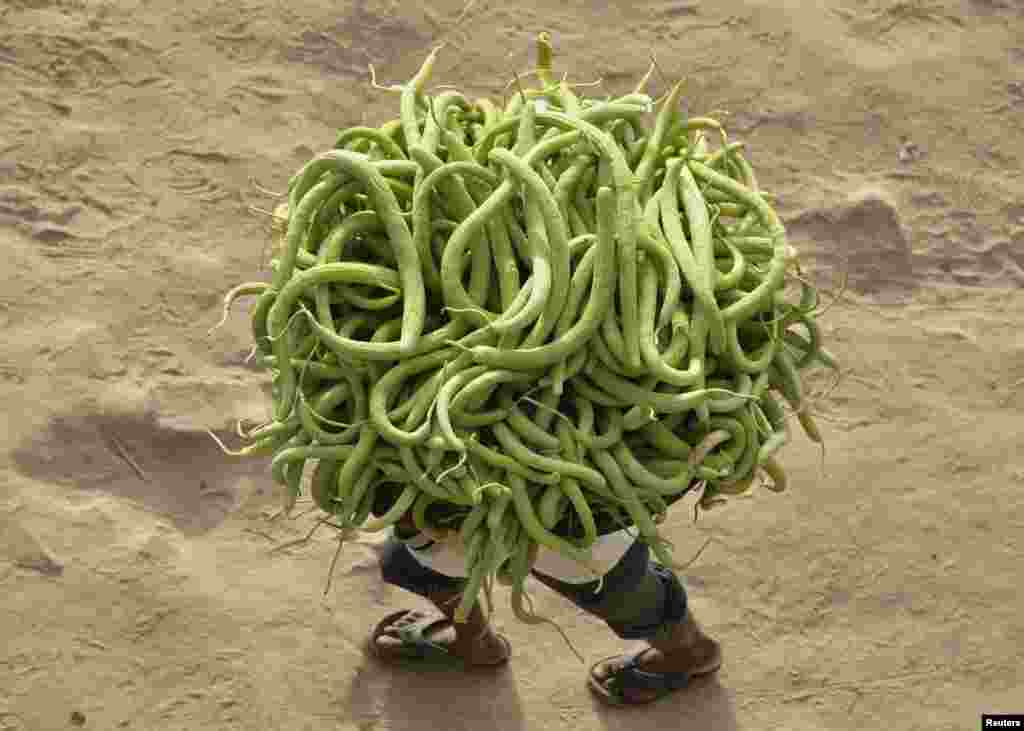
[631,633,722,676]
[590,633,722,704]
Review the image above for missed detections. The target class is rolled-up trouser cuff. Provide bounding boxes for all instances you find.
[379,532,688,642]
[379,535,465,597]
[531,537,688,640]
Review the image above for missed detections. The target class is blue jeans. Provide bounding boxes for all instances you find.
[379,535,688,641]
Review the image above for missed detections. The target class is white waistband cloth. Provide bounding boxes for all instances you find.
[397,527,639,585]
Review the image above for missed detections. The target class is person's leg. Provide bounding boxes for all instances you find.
[531,532,721,704]
[374,524,509,666]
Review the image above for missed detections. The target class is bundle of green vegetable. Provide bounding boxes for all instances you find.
[214,34,837,627]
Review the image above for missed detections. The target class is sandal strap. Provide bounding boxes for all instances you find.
[372,610,454,661]
[395,628,451,658]
[612,650,693,693]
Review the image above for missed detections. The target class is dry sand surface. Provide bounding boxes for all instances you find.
[2,0,1023,729]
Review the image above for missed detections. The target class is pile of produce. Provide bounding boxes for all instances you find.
[214,34,837,627]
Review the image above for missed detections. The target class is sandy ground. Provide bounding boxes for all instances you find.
[2,0,1023,729]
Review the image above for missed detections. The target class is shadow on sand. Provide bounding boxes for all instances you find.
[341,649,738,730]
[590,672,740,730]
[342,654,527,731]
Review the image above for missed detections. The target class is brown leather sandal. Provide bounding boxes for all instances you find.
[367,609,511,670]
[588,645,722,706]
